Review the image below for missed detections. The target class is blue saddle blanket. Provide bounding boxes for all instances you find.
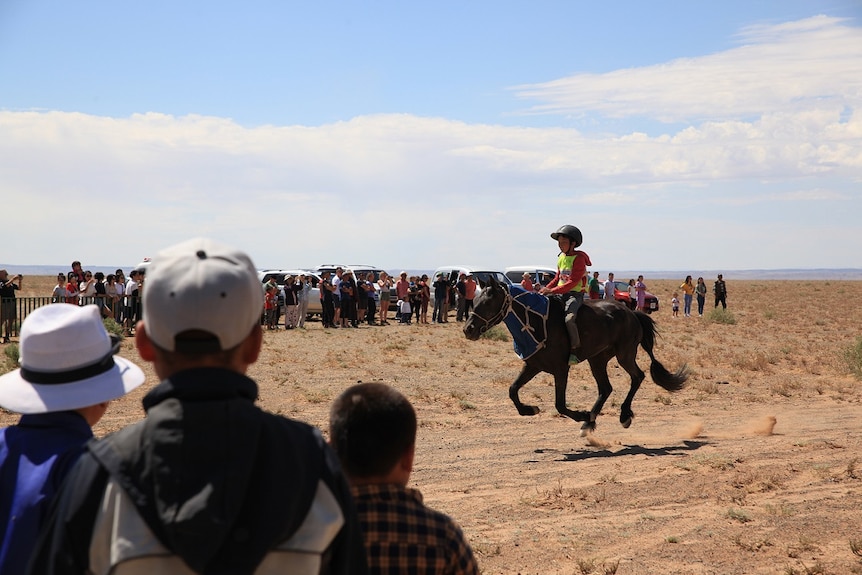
[503,285,549,360]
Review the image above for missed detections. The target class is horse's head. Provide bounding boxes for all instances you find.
[463,275,510,341]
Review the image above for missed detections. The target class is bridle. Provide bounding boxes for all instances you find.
[468,284,512,334]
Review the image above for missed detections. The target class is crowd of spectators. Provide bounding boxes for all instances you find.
[1,238,479,573]
[0,262,730,342]
[2,262,147,341]
[265,269,487,329]
[39,261,145,335]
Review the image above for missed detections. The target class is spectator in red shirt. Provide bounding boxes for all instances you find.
[463,274,478,317]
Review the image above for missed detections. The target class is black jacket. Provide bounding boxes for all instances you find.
[28,368,367,575]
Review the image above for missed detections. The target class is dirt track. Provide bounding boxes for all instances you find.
[3,278,862,574]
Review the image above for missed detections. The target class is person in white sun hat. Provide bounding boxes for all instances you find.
[29,237,367,575]
[0,304,145,574]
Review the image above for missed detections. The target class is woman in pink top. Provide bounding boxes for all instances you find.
[520,272,534,292]
[635,275,647,311]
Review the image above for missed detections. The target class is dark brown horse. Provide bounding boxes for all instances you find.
[463,276,688,434]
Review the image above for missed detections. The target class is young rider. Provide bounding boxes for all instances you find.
[540,225,592,365]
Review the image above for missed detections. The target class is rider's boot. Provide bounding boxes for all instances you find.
[566,318,581,365]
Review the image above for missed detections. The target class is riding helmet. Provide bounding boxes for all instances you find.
[550,225,582,247]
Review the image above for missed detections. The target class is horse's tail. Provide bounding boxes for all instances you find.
[635,311,689,392]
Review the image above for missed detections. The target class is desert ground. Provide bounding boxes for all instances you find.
[3,277,862,574]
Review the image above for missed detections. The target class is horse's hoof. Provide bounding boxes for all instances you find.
[518,406,540,416]
[572,410,591,422]
[621,417,633,429]
[580,421,595,436]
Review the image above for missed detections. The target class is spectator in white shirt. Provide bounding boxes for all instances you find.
[603,273,616,301]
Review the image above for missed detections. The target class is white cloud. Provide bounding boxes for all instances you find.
[512,16,862,123]
[2,105,859,269]
[776,188,849,201]
[1,17,860,271]
[706,187,850,207]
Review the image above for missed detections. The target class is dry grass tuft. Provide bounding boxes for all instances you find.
[528,479,589,510]
[575,557,620,575]
[733,470,786,493]
[844,337,862,380]
[727,508,752,523]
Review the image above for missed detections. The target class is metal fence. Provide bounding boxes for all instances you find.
[1,296,142,340]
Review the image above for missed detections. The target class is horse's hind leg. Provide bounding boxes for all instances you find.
[510,364,542,416]
[616,350,646,428]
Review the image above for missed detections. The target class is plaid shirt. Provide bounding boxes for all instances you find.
[351,483,479,575]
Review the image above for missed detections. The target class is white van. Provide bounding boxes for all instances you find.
[504,266,556,288]
[257,269,323,317]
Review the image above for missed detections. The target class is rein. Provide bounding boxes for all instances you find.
[471,287,512,334]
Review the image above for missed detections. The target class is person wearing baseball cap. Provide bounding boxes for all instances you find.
[28,238,367,575]
[0,304,145,574]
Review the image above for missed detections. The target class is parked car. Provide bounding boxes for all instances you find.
[257,269,323,318]
[597,280,660,313]
[430,265,512,310]
[504,266,556,289]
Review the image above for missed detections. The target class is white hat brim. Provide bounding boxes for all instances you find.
[0,356,145,414]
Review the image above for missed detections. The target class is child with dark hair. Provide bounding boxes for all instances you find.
[330,383,479,574]
[264,284,278,330]
[52,273,67,303]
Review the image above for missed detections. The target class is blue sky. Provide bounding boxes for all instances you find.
[1,1,860,272]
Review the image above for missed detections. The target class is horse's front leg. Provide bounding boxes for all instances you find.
[510,364,542,415]
[579,356,614,435]
[553,368,591,423]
